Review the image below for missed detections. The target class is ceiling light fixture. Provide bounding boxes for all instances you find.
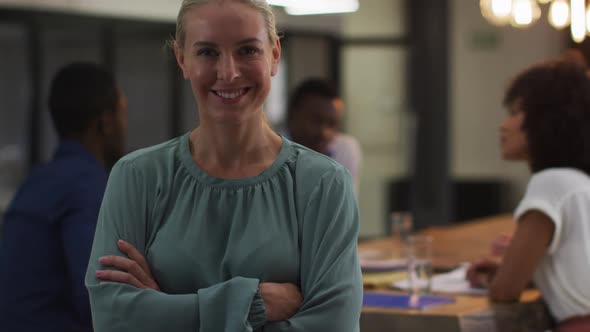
[268,0,359,16]
[480,0,590,43]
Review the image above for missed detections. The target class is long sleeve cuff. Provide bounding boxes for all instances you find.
[248,288,267,330]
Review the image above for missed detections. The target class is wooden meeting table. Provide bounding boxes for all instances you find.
[358,214,554,332]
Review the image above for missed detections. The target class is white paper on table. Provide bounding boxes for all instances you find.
[392,263,488,295]
[360,258,407,272]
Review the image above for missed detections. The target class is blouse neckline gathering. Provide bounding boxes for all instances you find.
[178,131,292,189]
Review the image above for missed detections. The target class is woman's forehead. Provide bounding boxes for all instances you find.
[183,2,267,44]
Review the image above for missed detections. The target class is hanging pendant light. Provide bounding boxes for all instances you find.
[511,0,541,28]
[479,0,590,43]
[571,0,586,43]
[549,0,570,29]
[480,0,513,26]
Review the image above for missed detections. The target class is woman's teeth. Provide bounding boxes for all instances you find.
[215,89,246,99]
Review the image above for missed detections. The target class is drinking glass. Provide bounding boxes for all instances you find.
[404,235,433,296]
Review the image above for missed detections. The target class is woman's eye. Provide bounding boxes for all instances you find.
[196,48,218,57]
[239,46,260,56]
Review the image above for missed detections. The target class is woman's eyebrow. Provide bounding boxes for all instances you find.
[192,38,263,48]
[192,41,216,48]
[235,37,263,45]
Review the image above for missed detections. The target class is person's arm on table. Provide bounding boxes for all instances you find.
[467,210,554,302]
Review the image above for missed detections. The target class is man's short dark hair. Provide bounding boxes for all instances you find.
[48,62,118,139]
[504,59,590,174]
[287,78,339,117]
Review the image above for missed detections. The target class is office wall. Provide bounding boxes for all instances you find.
[275,7,342,34]
[342,0,405,38]
[286,36,333,90]
[341,0,410,238]
[450,0,565,207]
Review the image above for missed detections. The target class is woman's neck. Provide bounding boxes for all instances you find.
[189,118,282,179]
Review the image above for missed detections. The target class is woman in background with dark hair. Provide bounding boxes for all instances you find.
[467,59,590,331]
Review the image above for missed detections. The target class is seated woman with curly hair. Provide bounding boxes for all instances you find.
[466,59,590,332]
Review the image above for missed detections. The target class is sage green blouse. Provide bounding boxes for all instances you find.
[85,132,362,332]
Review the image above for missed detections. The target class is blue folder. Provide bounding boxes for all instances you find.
[363,292,455,310]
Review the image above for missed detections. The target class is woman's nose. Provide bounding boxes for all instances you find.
[217,55,240,82]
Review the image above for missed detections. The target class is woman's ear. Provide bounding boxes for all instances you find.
[270,39,281,77]
[174,41,190,80]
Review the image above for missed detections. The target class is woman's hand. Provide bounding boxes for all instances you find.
[259,282,303,322]
[466,258,500,289]
[96,240,160,291]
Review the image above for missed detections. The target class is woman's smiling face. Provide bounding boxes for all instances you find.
[175,1,281,125]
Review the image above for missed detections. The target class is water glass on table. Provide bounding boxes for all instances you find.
[391,211,413,245]
[404,235,433,296]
